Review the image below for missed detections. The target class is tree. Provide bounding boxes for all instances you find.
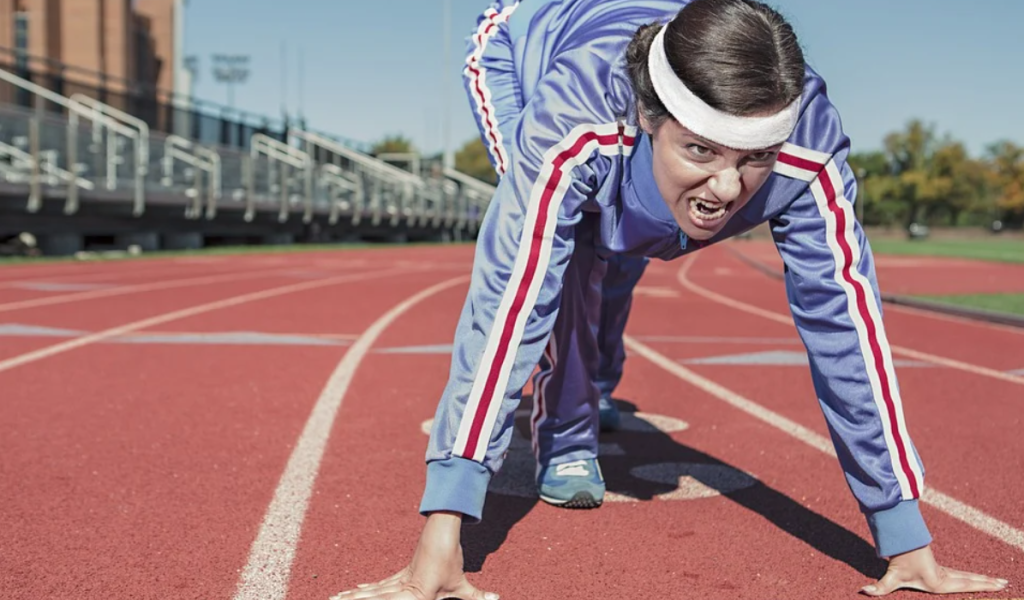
[883,120,942,227]
[849,150,900,226]
[848,120,1003,228]
[371,134,416,156]
[987,141,1024,227]
[927,142,989,226]
[870,120,997,228]
[454,137,498,185]
[884,120,938,174]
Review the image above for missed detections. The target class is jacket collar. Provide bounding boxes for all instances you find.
[628,131,677,225]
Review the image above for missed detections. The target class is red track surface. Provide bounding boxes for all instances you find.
[0,244,1020,600]
[732,240,1024,295]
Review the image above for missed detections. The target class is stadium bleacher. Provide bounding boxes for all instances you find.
[0,65,494,256]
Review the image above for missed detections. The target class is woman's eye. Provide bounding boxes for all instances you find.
[686,144,713,159]
[748,151,776,163]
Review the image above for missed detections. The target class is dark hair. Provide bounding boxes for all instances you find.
[626,0,805,130]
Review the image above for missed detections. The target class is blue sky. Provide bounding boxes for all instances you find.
[184,1,1024,157]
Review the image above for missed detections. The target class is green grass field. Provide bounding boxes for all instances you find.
[867,237,1024,317]
[868,237,1024,264]
[915,293,1024,317]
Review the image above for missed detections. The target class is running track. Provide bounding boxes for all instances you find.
[0,243,1020,600]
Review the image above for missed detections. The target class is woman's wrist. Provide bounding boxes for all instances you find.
[423,511,465,542]
[425,511,465,524]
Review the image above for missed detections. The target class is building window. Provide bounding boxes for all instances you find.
[14,12,29,70]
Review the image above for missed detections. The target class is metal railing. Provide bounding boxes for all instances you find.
[0,67,147,214]
[290,129,421,227]
[289,129,422,185]
[70,93,149,215]
[161,135,220,219]
[444,167,496,234]
[247,133,312,223]
[0,136,94,192]
[0,64,496,239]
[286,129,484,231]
[319,162,363,225]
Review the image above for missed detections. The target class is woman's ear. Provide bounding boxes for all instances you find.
[638,108,654,135]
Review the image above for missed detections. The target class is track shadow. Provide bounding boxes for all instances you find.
[460,397,886,579]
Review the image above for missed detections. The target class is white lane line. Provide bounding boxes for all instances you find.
[885,346,1024,386]
[676,255,1024,387]
[0,268,411,375]
[630,335,803,345]
[624,335,1024,554]
[11,281,113,292]
[633,286,680,298]
[0,267,148,289]
[0,267,304,313]
[231,275,470,600]
[626,336,835,454]
[0,260,253,290]
[127,331,362,341]
[0,326,362,343]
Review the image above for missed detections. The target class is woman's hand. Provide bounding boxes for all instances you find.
[861,545,1008,596]
[331,512,499,600]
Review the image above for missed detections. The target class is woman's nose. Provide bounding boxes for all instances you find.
[708,168,742,203]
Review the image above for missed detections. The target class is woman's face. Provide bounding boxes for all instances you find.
[643,116,781,241]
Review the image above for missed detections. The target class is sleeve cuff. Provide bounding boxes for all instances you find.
[419,457,492,523]
[865,499,932,558]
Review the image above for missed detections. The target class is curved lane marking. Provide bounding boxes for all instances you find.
[232,275,470,600]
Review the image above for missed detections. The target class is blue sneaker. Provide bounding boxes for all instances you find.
[598,396,621,432]
[537,458,605,508]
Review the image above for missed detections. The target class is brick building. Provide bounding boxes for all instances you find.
[0,0,180,97]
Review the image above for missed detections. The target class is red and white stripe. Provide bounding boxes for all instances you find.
[465,3,519,176]
[530,335,557,458]
[453,122,638,463]
[773,143,830,182]
[775,143,924,500]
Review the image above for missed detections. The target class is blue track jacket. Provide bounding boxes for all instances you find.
[421,0,930,558]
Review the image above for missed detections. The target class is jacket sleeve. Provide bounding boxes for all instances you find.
[463,1,524,176]
[770,76,931,558]
[420,52,633,522]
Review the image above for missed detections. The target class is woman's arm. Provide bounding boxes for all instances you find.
[333,51,635,599]
[771,76,1007,595]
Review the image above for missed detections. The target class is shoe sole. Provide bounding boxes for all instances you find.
[539,491,603,509]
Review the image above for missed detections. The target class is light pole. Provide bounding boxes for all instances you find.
[298,45,305,126]
[211,54,250,110]
[442,0,452,169]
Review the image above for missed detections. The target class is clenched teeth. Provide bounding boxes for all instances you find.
[688,198,731,221]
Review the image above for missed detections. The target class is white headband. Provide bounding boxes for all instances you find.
[647,26,801,150]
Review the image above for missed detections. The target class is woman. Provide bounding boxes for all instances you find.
[335,1,1009,597]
